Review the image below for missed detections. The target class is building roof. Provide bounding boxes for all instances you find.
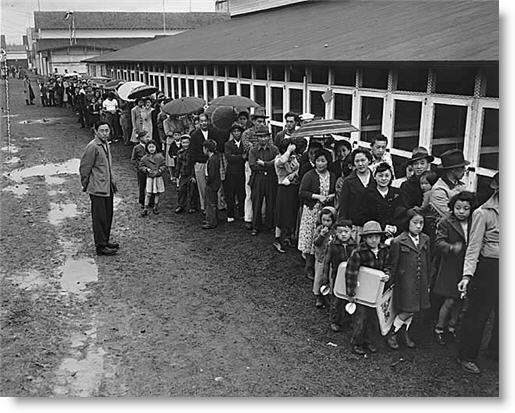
[34,11,229,31]
[85,0,498,65]
[36,38,150,52]
[228,0,309,16]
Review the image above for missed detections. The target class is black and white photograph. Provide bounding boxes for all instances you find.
[0,0,503,400]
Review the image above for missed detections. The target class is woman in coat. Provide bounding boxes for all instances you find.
[298,149,336,279]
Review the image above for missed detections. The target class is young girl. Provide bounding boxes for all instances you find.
[312,206,337,308]
[433,191,475,345]
[386,208,431,349]
[139,140,166,216]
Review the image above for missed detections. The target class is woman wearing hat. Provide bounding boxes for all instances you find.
[224,123,247,222]
[429,149,469,219]
[399,147,434,209]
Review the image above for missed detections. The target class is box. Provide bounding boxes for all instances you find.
[333,262,388,307]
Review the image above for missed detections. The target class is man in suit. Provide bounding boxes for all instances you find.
[224,123,246,222]
[79,121,119,256]
[189,113,213,212]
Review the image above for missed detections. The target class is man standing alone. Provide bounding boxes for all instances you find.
[79,121,119,256]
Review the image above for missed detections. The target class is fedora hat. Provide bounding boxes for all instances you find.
[361,220,386,236]
[251,107,269,119]
[406,147,434,165]
[438,149,470,170]
[229,123,245,134]
[254,125,271,136]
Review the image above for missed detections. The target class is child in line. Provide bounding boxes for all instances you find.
[139,140,167,216]
[321,219,356,332]
[386,208,431,350]
[345,220,391,355]
[433,191,475,345]
[131,130,150,208]
[312,207,337,308]
[175,134,198,214]
[166,129,182,181]
[419,169,440,248]
[202,139,221,229]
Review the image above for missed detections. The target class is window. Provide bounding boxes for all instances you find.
[188,79,195,97]
[254,85,266,108]
[197,79,204,98]
[392,154,410,180]
[195,66,204,76]
[217,81,225,97]
[228,82,237,95]
[206,80,214,102]
[180,78,186,97]
[271,87,283,122]
[362,67,388,89]
[484,66,499,98]
[206,65,214,76]
[334,93,352,121]
[396,67,428,92]
[228,64,238,78]
[479,108,499,170]
[241,83,250,98]
[434,67,476,96]
[173,78,179,99]
[241,65,251,79]
[360,97,384,142]
[431,104,467,157]
[310,91,325,118]
[166,78,172,97]
[393,100,422,151]
[216,65,225,77]
[333,66,356,86]
[311,66,328,85]
[254,65,267,80]
[270,65,285,81]
[185,66,192,75]
[289,65,304,83]
[289,88,303,114]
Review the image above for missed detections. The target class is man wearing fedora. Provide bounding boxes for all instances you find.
[248,125,279,236]
[224,123,247,222]
[242,107,269,229]
[400,147,435,209]
[429,149,469,219]
[457,173,499,374]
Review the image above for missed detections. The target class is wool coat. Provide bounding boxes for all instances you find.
[298,169,337,208]
[224,139,246,176]
[388,231,431,313]
[337,169,375,225]
[322,237,357,287]
[345,243,390,297]
[79,137,117,197]
[433,215,470,298]
[358,186,403,231]
[399,174,423,209]
[139,153,166,177]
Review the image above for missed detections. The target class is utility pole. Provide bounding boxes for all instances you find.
[37,0,41,11]
[162,0,166,34]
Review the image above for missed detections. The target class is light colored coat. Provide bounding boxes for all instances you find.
[79,137,117,197]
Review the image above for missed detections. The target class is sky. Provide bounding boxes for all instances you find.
[1,0,215,44]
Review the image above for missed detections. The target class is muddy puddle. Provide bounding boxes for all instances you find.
[2,183,29,196]
[3,156,21,165]
[23,137,46,141]
[18,117,72,125]
[1,145,19,153]
[4,158,80,183]
[48,202,79,225]
[59,257,98,296]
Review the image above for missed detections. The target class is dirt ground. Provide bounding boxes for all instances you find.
[0,78,499,397]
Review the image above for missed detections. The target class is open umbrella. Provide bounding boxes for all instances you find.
[117,81,145,101]
[127,84,159,100]
[291,119,359,138]
[209,95,260,108]
[104,79,125,89]
[210,106,238,131]
[163,97,206,116]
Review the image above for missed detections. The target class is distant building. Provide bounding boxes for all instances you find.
[2,43,28,69]
[34,11,229,76]
[85,0,499,196]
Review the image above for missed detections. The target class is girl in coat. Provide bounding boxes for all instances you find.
[386,207,431,350]
[139,140,167,216]
[433,191,475,345]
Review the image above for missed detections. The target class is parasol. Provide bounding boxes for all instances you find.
[117,81,145,101]
[209,95,260,108]
[127,85,159,100]
[291,119,359,138]
[163,97,206,116]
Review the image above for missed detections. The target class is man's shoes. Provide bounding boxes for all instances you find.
[315,295,325,308]
[386,330,399,350]
[106,241,119,249]
[201,223,217,230]
[330,323,341,333]
[251,229,258,236]
[175,207,184,214]
[283,238,293,248]
[457,358,481,374]
[227,217,235,223]
[188,208,197,214]
[141,209,149,217]
[434,330,447,346]
[244,222,253,230]
[366,343,377,353]
[352,345,367,355]
[96,246,117,256]
[403,330,416,348]
[272,241,285,253]
[153,206,159,214]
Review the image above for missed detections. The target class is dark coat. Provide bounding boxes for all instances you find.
[298,152,314,182]
[388,231,431,313]
[337,170,375,225]
[358,186,403,231]
[139,153,167,177]
[190,127,215,164]
[400,174,423,209]
[224,139,246,176]
[329,155,353,179]
[79,137,117,197]
[298,169,337,208]
[131,144,147,171]
[322,237,357,287]
[433,215,470,298]
[206,153,221,190]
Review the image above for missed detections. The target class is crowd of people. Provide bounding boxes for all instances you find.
[73,84,499,376]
